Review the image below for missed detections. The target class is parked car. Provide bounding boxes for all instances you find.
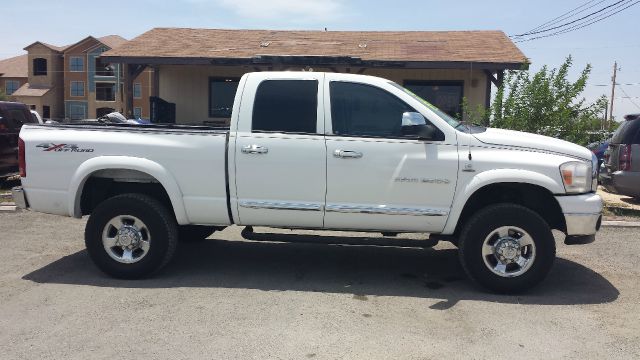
[13,72,602,293]
[587,139,609,171]
[599,114,640,198]
[0,101,37,178]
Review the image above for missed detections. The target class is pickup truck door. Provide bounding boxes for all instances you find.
[323,78,458,232]
[232,73,327,228]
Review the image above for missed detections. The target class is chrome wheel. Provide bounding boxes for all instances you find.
[481,226,536,278]
[101,215,151,264]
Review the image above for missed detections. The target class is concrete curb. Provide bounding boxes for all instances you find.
[0,204,17,211]
[601,220,640,228]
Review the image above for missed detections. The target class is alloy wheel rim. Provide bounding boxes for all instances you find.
[102,215,151,264]
[481,226,536,278]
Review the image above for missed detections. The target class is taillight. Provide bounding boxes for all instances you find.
[619,144,632,171]
[18,137,26,177]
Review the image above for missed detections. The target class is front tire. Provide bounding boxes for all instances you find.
[85,193,178,279]
[458,203,556,293]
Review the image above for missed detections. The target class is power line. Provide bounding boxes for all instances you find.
[513,0,621,37]
[618,84,640,110]
[514,0,640,42]
[522,0,605,34]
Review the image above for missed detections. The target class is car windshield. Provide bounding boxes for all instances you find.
[389,81,462,129]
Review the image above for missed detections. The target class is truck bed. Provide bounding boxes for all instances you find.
[20,123,232,226]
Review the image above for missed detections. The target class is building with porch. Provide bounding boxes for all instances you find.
[102,28,528,126]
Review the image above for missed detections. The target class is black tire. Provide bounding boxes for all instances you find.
[85,193,178,279]
[178,225,217,242]
[458,203,556,293]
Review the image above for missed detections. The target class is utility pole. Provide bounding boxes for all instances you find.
[608,61,618,130]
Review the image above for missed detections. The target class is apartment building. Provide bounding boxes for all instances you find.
[9,35,153,120]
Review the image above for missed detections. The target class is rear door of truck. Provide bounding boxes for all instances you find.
[232,73,326,228]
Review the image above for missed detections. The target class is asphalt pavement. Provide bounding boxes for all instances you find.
[0,210,638,359]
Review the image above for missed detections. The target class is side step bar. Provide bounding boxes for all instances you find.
[240,226,440,248]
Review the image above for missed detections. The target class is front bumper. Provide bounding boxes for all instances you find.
[555,193,603,236]
[11,186,28,209]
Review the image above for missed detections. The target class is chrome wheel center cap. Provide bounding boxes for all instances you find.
[117,226,141,248]
[495,238,520,263]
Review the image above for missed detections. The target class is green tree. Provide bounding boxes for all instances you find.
[490,56,608,145]
[0,88,8,101]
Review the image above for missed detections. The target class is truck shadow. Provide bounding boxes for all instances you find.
[22,234,619,309]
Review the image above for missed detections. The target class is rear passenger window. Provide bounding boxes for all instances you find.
[252,80,318,134]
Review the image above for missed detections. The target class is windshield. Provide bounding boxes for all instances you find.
[389,81,462,128]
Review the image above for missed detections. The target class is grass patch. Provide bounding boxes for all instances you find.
[604,205,640,218]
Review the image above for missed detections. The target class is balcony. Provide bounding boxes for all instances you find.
[95,83,115,102]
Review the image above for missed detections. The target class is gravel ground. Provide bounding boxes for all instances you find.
[0,210,638,359]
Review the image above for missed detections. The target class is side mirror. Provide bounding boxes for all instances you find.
[402,112,426,126]
[401,112,440,140]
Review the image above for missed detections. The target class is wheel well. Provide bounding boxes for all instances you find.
[79,169,173,217]
[455,183,566,236]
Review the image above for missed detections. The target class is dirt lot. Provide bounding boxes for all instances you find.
[0,210,638,359]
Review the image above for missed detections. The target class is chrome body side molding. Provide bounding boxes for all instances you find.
[325,204,448,216]
[239,201,323,212]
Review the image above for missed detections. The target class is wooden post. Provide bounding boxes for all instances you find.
[125,64,146,118]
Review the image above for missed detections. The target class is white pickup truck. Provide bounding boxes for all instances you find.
[13,72,602,292]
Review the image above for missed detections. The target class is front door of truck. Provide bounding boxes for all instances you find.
[323,78,458,232]
[233,73,326,228]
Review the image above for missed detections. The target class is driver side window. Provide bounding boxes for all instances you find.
[330,81,414,137]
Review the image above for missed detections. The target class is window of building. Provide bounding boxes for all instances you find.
[70,81,84,97]
[94,57,114,76]
[33,58,47,76]
[252,80,318,134]
[403,81,464,119]
[133,107,142,119]
[5,80,20,95]
[209,78,239,118]
[133,83,142,99]
[69,56,84,72]
[43,106,50,119]
[330,81,414,137]
[96,83,115,101]
[69,104,85,120]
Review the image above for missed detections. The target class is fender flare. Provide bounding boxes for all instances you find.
[68,156,189,224]
[442,169,564,234]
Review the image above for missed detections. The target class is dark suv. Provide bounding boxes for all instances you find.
[0,102,36,179]
[599,114,640,199]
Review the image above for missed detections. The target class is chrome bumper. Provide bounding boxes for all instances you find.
[11,187,27,209]
[555,193,603,236]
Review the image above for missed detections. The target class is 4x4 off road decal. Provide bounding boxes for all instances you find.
[36,143,94,153]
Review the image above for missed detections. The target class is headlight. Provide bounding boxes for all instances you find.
[560,161,592,194]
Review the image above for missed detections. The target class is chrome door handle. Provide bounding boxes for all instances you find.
[333,149,363,159]
[241,145,269,154]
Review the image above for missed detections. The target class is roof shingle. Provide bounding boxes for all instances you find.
[102,28,528,66]
[0,54,27,78]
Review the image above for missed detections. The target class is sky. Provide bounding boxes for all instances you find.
[2,0,639,119]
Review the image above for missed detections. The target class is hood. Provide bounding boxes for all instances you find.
[473,128,592,161]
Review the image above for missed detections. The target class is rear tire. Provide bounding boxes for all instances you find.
[458,203,555,293]
[178,225,217,242]
[85,193,178,279]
